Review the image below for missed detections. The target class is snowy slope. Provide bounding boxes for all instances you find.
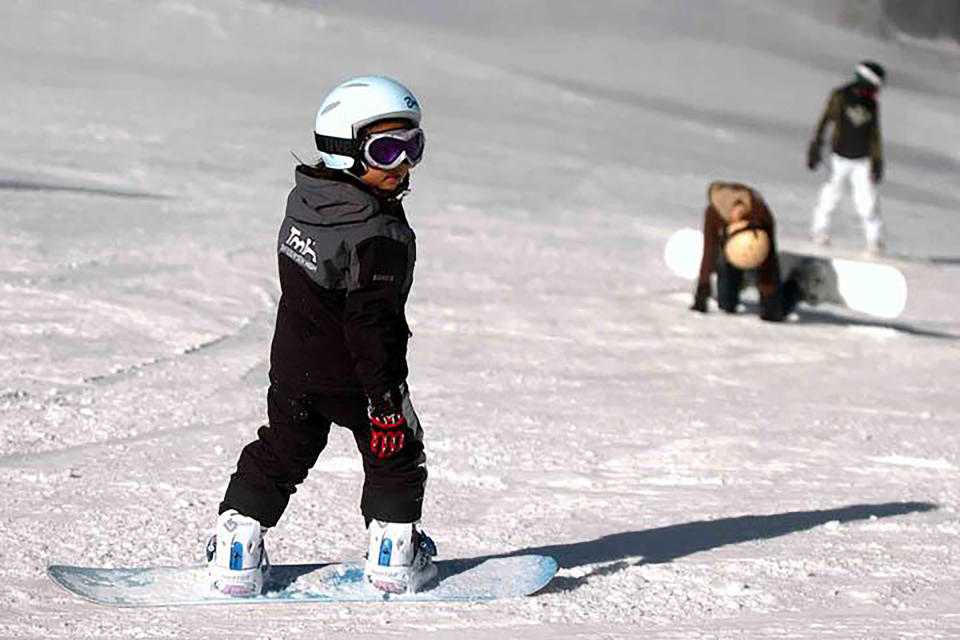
[1,1,958,638]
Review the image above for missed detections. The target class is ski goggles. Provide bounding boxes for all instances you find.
[361,127,425,170]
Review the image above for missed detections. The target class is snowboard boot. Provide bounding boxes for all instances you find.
[866,239,885,257]
[206,510,269,597]
[364,520,437,594]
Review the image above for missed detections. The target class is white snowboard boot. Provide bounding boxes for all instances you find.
[364,520,437,594]
[206,510,269,597]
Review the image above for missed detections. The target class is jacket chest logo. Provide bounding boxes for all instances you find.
[844,105,872,127]
[280,225,318,271]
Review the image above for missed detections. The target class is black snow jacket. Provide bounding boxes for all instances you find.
[269,165,416,400]
[812,81,883,162]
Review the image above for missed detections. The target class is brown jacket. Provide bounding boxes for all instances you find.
[813,82,882,163]
[697,181,780,299]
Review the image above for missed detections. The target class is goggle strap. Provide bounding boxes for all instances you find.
[315,133,360,157]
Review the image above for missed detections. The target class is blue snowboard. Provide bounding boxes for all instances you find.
[47,555,557,607]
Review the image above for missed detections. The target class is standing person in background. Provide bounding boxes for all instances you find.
[806,60,886,254]
[691,181,800,322]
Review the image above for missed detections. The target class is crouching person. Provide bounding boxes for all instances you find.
[691,181,800,322]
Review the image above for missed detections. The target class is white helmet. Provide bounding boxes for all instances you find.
[314,75,422,171]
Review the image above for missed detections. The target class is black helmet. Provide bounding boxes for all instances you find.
[855,60,886,88]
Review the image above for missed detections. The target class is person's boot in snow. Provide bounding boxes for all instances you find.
[364,520,437,594]
[206,510,269,597]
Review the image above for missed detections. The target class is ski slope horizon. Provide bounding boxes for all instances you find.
[1,1,959,638]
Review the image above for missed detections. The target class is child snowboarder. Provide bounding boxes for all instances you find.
[807,60,886,254]
[207,75,436,596]
[690,181,800,322]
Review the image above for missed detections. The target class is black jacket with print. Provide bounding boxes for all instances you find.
[269,165,416,399]
[812,81,882,162]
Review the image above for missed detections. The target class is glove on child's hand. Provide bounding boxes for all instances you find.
[368,388,406,459]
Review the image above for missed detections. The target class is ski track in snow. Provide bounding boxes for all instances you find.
[1,1,959,638]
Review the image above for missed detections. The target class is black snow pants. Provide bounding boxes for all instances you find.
[219,384,426,528]
[716,255,800,321]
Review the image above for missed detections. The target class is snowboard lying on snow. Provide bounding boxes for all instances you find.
[47,555,557,607]
[664,227,907,319]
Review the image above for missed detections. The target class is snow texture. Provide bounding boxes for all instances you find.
[1,0,959,638]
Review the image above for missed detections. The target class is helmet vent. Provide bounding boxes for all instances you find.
[342,82,370,88]
[320,101,340,116]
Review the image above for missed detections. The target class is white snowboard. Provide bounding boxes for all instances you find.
[47,555,558,607]
[664,228,908,319]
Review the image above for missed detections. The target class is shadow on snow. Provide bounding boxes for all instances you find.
[735,301,960,340]
[463,501,938,594]
[0,178,168,200]
[790,307,960,339]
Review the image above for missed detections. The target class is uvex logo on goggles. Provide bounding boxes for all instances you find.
[361,128,425,170]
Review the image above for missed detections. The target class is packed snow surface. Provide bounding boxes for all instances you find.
[1,1,959,638]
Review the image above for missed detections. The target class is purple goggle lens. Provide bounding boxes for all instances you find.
[362,128,425,170]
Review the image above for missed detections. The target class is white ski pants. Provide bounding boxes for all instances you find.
[811,153,883,246]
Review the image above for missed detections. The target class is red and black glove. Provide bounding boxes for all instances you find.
[368,388,406,459]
